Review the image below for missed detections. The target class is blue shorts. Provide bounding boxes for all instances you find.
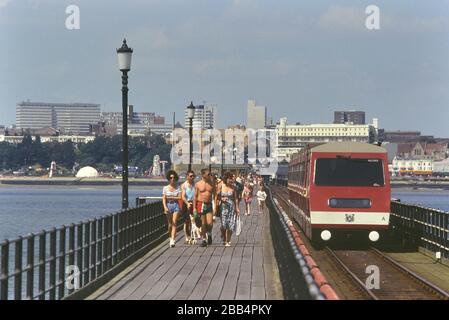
[167,201,180,214]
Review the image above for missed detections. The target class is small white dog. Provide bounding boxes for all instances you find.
[189,215,202,244]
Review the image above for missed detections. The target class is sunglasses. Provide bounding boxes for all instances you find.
[169,176,176,179]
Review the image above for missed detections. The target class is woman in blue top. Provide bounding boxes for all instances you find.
[162,170,181,248]
[181,170,196,244]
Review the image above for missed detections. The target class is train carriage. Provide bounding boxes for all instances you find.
[288,142,390,243]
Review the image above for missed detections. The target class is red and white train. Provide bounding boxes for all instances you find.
[288,142,390,243]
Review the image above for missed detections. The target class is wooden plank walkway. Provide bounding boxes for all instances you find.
[88,202,284,300]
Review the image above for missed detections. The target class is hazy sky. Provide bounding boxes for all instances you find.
[1,0,448,136]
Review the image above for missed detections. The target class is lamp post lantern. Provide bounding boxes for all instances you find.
[117,38,133,209]
[187,101,195,172]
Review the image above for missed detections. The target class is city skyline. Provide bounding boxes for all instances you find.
[0,1,448,136]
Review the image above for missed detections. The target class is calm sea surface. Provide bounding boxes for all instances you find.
[0,185,162,240]
[0,186,448,241]
[391,189,449,212]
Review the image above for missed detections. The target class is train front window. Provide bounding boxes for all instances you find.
[314,158,385,187]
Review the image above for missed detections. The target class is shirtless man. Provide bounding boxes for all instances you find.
[193,168,216,247]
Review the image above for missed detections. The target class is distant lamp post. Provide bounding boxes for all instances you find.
[208,135,213,173]
[117,38,133,209]
[187,101,195,172]
[221,139,225,177]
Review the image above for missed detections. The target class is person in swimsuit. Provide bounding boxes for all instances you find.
[256,185,267,214]
[219,171,240,247]
[193,168,216,247]
[242,182,253,216]
[181,170,196,244]
[162,170,182,248]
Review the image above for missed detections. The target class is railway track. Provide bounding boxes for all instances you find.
[270,185,449,300]
[326,247,449,300]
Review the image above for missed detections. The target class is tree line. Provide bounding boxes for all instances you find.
[0,134,171,174]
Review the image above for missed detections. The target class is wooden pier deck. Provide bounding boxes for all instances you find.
[87,203,284,300]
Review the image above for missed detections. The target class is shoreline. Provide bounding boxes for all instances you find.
[0,177,167,187]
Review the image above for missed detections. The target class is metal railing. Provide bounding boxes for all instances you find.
[0,200,175,300]
[266,187,324,300]
[391,201,449,259]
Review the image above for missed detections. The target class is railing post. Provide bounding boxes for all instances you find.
[38,231,46,300]
[49,228,57,300]
[113,214,118,265]
[58,227,66,300]
[14,237,23,300]
[107,215,113,270]
[97,218,103,278]
[90,219,97,282]
[130,209,135,255]
[83,221,90,286]
[124,210,129,257]
[135,208,140,250]
[76,223,83,290]
[68,224,75,295]
[144,205,149,245]
[26,234,34,300]
[102,216,108,272]
[1,239,10,300]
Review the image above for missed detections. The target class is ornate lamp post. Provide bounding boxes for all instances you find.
[117,39,133,209]
[187,101,195,172]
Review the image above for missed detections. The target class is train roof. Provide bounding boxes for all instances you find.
[310,142,387,153]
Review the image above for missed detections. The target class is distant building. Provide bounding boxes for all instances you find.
[390,157,433,176]
[274,117,377,161]
[396,141,448,161]
[247,99,267,129]
[334,110,365,125]
[101,106,168,136]
[382,131,435,143]
[184,104,216,129]
[16,101,100,135]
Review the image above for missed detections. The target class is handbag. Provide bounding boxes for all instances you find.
[236,215,242,236]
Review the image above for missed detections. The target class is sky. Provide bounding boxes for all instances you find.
[0,0,448,136]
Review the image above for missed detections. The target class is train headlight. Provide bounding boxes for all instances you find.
[368,231,380,242]
[320,230,332,241]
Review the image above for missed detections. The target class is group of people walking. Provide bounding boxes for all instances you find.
[161,168,267,248]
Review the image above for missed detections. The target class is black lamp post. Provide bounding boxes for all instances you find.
[208,134,212,173]
[117,39,133,209]
[221,139,224,177]
[187,101,195,172]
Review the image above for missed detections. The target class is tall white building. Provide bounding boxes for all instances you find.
[184,104,217,129]
[16,101,100,135]
[274,117,378,161]
[247,99,267,129]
